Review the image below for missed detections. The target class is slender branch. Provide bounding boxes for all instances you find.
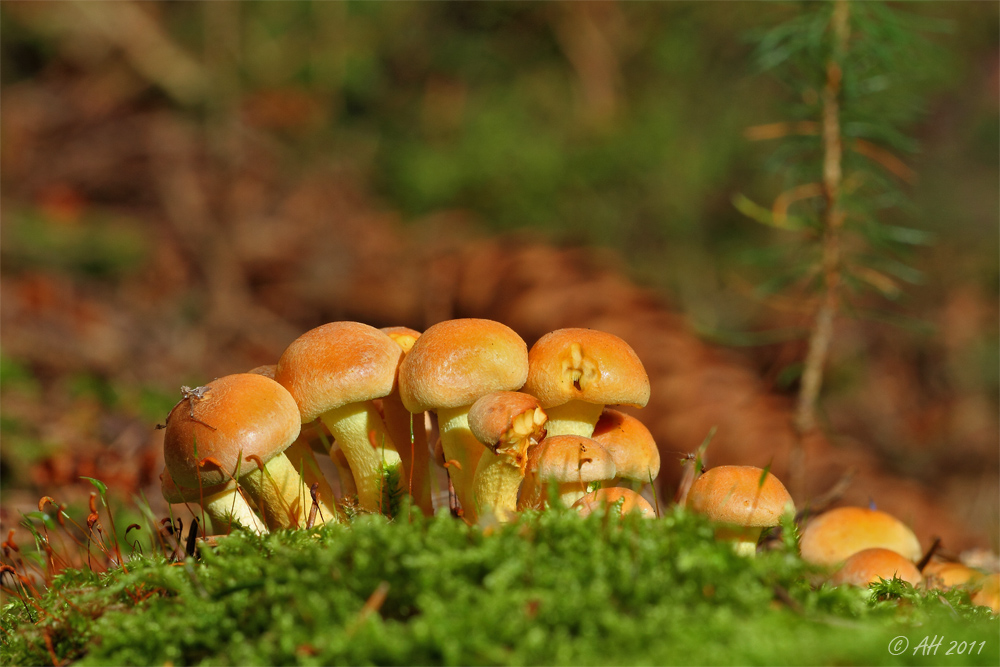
[791,0,851,494]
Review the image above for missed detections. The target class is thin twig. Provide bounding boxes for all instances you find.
[791,0,851,499]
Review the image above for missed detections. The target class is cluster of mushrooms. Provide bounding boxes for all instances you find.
[158,318,998,612]
[797,506,999,610]
[160,319,662,532]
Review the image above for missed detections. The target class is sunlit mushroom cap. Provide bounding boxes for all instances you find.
[799,506,922,567]
[398,318,528,413]
[830,548,922,588]
[523,328,649,410]
[686,465,794,528]
[163,373,301,488]
[525,435,616,485]
[573,487,655,518]
[275,321,403,423]
[590,408,660,483]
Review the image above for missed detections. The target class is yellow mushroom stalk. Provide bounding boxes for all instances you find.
[161,469,269,536]
[381,326,434,515]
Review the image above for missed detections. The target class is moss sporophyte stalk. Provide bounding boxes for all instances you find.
[2,506,998,666]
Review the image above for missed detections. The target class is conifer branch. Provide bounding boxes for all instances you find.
[790,0,851,495]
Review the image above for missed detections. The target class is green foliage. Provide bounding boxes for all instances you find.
[739,1,948,309]
[2,508,997,666]
[0,208,149,280]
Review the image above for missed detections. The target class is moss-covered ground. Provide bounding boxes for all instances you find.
[2,507,997,666]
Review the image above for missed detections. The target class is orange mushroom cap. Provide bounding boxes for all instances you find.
[573,487,655,518]
[398,318,528,414]
[971,573,1000,614]
[590,408,660,483]
[831,548,923,588]
[686,465,794,529]
[523,328,649,410]
[274,321,403,423]
[799,506,922,567]
[922,560,984,590]
[525,435,617,487]
[162,373,301,489]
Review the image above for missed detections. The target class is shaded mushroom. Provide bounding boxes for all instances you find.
[830,548,923,588]
[572,487,655,519]
[519,434,616,510]
[685,465,794,557]
[590,408,660,489]
[247,364,338,522]
[380,326,433,515]
[160,468,268,536]
[468,391,547,522]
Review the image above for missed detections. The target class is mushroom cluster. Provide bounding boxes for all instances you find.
[795,504,997,611]
[160,320,661,530]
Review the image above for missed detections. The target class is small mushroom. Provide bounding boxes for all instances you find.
[398,318,529,522]
[519,434,616,510]
[162,373,311,530]
[468,391,547,522]
[572,487,655,519]
[830,548,922,588]
[685,465,794,557]
[922,560,984,590]
[590,408,660,489]
[522,328,649,438]
[799,506,922,567]
[971,573,1000,614]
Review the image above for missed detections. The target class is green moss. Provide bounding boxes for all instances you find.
[2,508,997,666]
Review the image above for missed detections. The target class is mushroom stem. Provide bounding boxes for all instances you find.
[556,482,594,508]
[601,478,644,492]
[239,453,317,529]
[472,451,522,521]
[284,439,339,523]
[166,474,269,536]
[436,406,486,522]
[382,394,433,515]
[329,445,358,498]
[521,476,598,510]
[715,525,764,557]
[201,486,270,535]
[543,400,604,437]
[320,401,401,512]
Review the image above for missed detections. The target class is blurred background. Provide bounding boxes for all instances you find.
[1,2,996,555]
